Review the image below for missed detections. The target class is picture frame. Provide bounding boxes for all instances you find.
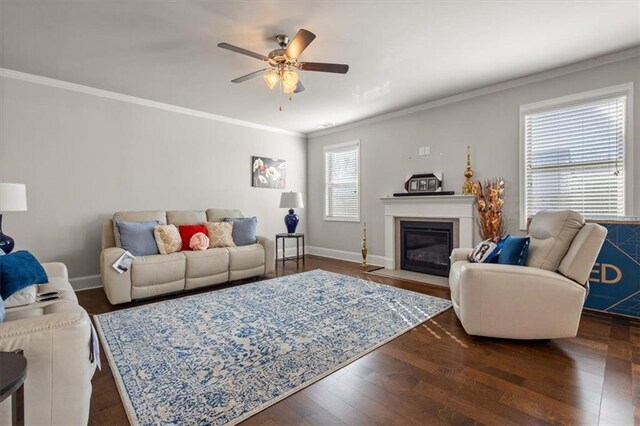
[252,156,287,189]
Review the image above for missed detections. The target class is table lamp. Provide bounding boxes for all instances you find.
[0,183,27,254]
[279,191,304,234]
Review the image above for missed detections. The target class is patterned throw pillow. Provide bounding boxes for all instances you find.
[153,224,182,255]
[205,222,236,248]
[468,236,508,263]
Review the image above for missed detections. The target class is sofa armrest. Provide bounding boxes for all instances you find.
[457,263,587,339]
[0,302,96,425]
[257,235,275,274]
[450,248,473,264]
[41,262,68,280]
[100,247,133,304]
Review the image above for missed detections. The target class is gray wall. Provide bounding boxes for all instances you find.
[0,76,306,288]
[307,56,640,262]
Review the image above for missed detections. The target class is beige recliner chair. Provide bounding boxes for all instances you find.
[0,262,96,425]
[449,210,607,339]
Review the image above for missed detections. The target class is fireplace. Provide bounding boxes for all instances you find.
[400,221,454,276]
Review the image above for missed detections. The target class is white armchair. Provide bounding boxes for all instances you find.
[0,262,96,425]
[449,211,607,339]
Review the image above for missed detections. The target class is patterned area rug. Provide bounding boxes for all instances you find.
[95,269,452,425]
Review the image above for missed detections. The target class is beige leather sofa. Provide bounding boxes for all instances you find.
[100,209,275,305]
[0,263,96,425]
[449,210,607,340]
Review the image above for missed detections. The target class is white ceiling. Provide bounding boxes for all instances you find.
[1,1,639,134]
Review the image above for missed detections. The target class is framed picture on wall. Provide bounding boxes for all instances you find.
[252,156,287,189]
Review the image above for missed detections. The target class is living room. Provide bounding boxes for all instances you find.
[0,1,639,425]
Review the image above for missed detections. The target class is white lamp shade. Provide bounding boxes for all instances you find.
[0,183,28,211]
[279,192,304,209]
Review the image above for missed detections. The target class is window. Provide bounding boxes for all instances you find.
[324,140,360,221]
[520,84,632,229]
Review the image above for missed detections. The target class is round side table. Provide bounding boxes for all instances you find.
[0,351,27,426]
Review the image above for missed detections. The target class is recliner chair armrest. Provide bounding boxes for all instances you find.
[41,262,69,279]
[100,247,133,304]
[450,248,473,264]
[0,302,96,425]
[460,263,586,292]
[257,235,275,274]
[457,263,587,339]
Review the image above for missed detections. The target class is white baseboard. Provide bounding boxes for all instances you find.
[276,247,304,260]
[70,274,102,291]
[306,246,387,267]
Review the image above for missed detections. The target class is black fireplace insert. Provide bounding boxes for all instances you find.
[400,221,453,276]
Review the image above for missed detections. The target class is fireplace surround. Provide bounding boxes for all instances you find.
[380,195,475,279]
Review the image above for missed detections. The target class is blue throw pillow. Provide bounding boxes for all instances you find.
[0,298,4,322]
[224,217,257,246]
[498,236,530,266]
[0,250,49,300]
[116,219,160,256]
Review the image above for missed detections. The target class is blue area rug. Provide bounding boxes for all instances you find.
[95,269,452,425]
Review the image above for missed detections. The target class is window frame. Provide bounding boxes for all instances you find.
[519,83,634,230]
[323,139,361,223]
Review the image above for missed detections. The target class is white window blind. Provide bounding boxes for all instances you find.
[324,141,360,221]
[523,94,626,226]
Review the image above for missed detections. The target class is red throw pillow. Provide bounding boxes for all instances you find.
[178,225,208,251]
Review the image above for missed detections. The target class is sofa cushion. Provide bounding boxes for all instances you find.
[154,224,182,255]
[0,250,49,300]
[115,219,160,256]
[167,210,207,226]
[227,244,265,272]
[224,217,257,246]
[526,210,584,271]
[131,253,185,288]
[183,249,230,289]
[113,211,167,247]
[206,209,243,222]
[205,222,236,248]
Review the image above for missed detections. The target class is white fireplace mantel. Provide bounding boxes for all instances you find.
[380,195,475,270]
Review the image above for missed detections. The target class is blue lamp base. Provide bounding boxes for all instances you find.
[0,214,15,254]
[284,208,299,234]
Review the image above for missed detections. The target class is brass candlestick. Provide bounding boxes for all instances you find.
[462,145,475,195]
[361,222,368,270]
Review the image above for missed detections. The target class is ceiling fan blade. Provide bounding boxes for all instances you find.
[231,69,269,83]
[217,42,268,61]
[286,29,316,59]
[294,81,305,93]
[299,62,349,74]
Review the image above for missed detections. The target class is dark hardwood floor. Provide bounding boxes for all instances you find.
[77,255,640,425]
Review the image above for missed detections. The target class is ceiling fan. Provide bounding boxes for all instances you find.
[218,29,349,96]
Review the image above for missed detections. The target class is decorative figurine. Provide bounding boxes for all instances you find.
[361,222,368,270]
[462,146,475,195]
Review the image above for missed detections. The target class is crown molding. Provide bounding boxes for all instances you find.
[308,46,640,139]
[0,68,305,138]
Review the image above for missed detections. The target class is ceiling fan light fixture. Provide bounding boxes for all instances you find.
[263,70,279,90]
[282,81,297,94]
[282,69,299,87]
